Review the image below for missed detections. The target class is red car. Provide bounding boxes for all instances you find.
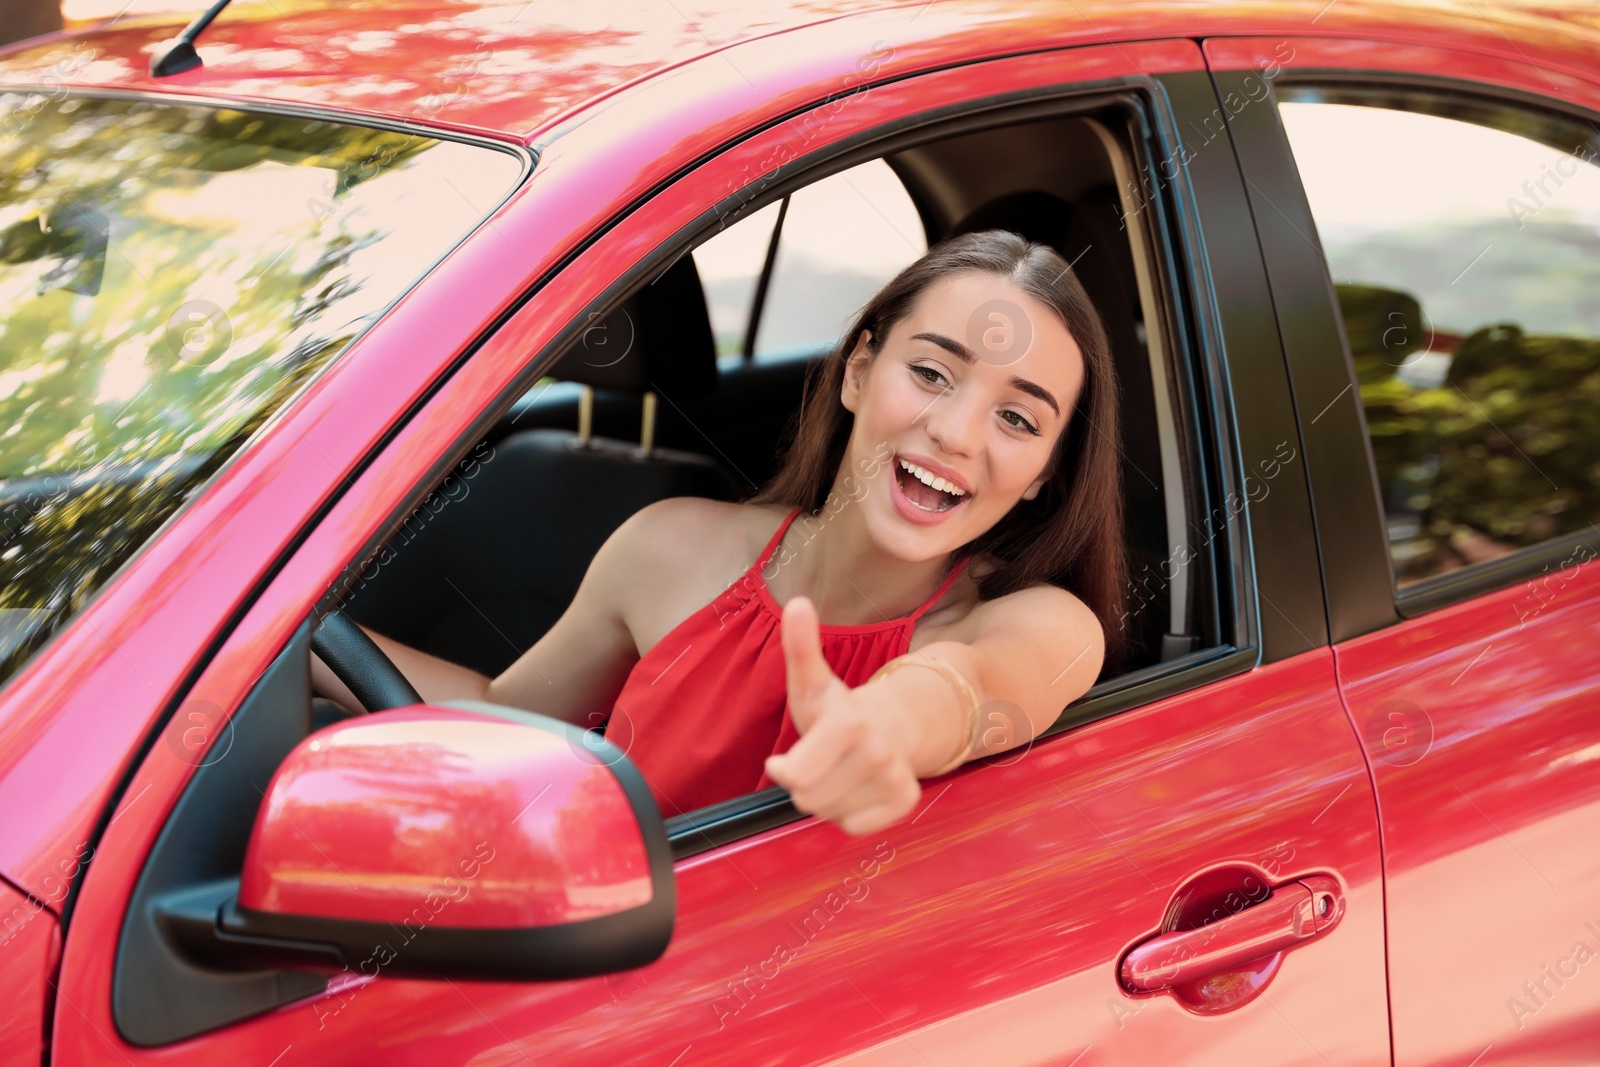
[0,1,1597,1063]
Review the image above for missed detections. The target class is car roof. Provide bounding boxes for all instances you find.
[0,0,900,142]
[0,0,1596,145]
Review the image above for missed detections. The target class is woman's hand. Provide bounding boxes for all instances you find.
[763,597,924,836]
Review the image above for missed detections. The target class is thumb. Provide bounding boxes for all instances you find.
[781,596,837,734]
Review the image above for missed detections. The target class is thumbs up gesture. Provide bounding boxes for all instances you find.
[763,597,923,835]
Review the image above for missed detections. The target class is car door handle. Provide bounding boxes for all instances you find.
[1120,875,1344,992]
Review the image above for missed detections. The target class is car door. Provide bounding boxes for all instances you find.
[0,878,57,1067]
[1212,33,1600,1066]
[53,31,1389,1067]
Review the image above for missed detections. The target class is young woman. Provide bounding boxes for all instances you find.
[313,230,1128,836]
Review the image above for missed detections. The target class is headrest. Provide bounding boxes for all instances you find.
[951,190,1080,259]
[554,254,718,400]
[951,188,1141,358]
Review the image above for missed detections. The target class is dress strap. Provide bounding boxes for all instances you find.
[753,507,804,571]
[908,554,973,622]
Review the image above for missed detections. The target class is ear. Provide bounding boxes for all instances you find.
[1022,454,1056,501]
[839,330,873,414]
[1024,415,1074,500]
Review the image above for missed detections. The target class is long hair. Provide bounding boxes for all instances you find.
[752,230,1129,672]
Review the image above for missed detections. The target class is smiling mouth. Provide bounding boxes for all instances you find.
[895,457,968,513]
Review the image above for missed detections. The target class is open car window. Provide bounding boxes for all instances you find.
[0,93,523,685]
[343,99,1235,828]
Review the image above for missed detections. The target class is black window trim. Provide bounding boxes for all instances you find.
[1231,65,1600,642]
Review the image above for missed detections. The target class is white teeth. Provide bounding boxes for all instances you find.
[898,458,966,497]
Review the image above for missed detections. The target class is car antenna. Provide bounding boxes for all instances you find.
[149,0,235,78]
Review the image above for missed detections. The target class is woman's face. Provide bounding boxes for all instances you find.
[839,270,1087,562]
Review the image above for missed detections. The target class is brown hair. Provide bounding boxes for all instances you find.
[752,230,1129,672]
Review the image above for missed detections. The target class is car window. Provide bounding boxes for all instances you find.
[692,199,781,363]
[1277,88,1600,587]
[351,105,1224,722]
[693,158,925,365]
[322,76,1331,860]
[0,93,523,686]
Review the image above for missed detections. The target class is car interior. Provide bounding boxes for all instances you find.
[342,104,1209,703]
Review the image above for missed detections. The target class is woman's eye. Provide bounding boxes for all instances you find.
[1001,410,1040,435]
[909,363,948,388]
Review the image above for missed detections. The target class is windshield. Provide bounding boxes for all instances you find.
[0,93,523,685]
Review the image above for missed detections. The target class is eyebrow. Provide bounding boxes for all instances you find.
[910,331,1062,417]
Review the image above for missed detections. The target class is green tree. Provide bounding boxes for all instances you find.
[0,93,455,682]
[1337,284,1600,583]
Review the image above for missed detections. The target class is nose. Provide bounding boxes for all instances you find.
[920,382,982,458]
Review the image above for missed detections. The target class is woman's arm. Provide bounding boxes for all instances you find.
[898,586,1107,769]
[479,524,641,727]
[763,585,1105,835]
[311,631,493,711]
[312,504,662,726]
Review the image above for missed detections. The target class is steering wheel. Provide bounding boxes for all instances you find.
[312,609,423,712]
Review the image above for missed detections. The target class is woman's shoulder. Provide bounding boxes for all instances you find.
[916,572,1106,702]
[600,498,796,652]
[609,497,795,575]
[931,560,1103,646]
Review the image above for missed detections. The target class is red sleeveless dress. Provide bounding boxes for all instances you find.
[609,506,971,818]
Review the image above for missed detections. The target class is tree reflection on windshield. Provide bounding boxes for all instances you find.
[0,93,522,684]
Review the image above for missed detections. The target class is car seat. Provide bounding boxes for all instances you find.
[345,256,738,675]
[951,190,1178,672]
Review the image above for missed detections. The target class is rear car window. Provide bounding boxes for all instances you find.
[693,158,925,365]
[0,93,523,685]
[753,158,925,360]
[1277,88,1600,587]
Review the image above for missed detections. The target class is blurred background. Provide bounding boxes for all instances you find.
[1,0,158,48]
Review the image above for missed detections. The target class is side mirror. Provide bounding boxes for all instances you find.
[164,703,674,981]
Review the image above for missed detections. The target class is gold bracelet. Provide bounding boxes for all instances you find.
[869,653,982,777]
